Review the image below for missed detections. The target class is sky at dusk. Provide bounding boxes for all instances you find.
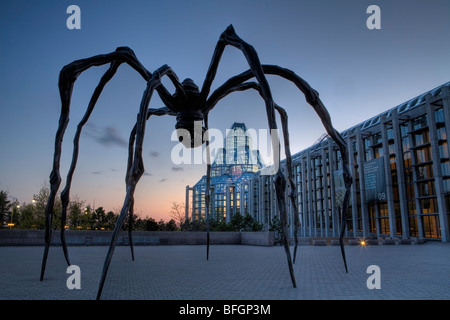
[0,0,449,222]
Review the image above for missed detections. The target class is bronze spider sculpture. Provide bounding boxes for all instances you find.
[40,25,352,299]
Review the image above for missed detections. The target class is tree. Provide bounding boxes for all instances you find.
[32,183,60,229]
[269,215,283,245]
[180,219,206,231]
[0,190,12,226]
[92,207,106,230]
[67,195,85,229]
[77,205,93,230]
[230,212,244,231]
[223,212,263,232]
[17,203,42,229]
[165,219,178,231]
[212,219,233,231]
[242,213,263,231]
[104,211,118,230]
[169,201,186,227]
[143,217,159,231]
[157,219,167,231]
[121,210,138,231]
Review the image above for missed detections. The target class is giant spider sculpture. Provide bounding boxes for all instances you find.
[40,25,352,299]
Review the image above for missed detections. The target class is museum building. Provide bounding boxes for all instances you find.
[185,122,267,224]
[185,81,450,242]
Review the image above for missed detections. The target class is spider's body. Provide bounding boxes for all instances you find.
[172,78,206,148]
[40,25,352,300]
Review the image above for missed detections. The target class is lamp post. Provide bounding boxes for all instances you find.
[8,204,19,229]
[7,196,20,229]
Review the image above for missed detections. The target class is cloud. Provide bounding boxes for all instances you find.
[85,123,127,148]
[143,172,152,176]
[98,126,128,148]
[171,167,183,172]
[159,178,167,183]
[150,151,160,158]
[92,168,120,175]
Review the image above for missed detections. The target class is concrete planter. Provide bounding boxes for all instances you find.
[0,230,274,247]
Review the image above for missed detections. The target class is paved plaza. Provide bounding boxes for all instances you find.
[0,242,449,300]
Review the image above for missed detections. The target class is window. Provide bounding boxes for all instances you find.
[422,215,441,239]
[417,181,435,197]
[400,123,411,152]
[420,198,437,214]
[436,127,447,141]
[416,164,433,180]
[413,131,429,146]
[409,216,418,237]
[364,137,372,161]
[412,114,428,130]
[435,107,445,124]
[407,200,416,215]
[373,132,382,145]
[439,141,449,159]
[443,178,450,193]
[368,203,377,234]
[387,128,394,141]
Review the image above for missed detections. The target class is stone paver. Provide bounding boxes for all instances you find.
[0,242,449,300]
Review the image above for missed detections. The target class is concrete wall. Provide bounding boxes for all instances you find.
[0,230,274,246]
[241,231,273,246]
[0,230,45,246]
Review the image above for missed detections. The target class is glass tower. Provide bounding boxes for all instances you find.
[190,122,265,222]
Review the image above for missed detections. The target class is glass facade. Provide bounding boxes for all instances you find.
[190,122,265,223]
[186,81,450,242]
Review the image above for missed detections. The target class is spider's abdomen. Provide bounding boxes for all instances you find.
[175,111,205,149]
[174,78,205,148]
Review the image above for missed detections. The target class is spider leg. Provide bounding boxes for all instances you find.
[60,62,121,266]
[274,171,297,287]
[207,65,352,272]
[259,66,352,273]
[206,82,301,263]
[41,47,179,282]
[203,113,212,260]
[96,69,171,300]
[201,25,296,287]
[128,198,135,261]
[201,25,277,129]
[126,124,138,261]
[125,107,176,261]
[41,55,128,281]
[273,105,300,264]
[41,48,148,281]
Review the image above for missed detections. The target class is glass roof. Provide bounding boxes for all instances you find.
[284,81,450,164]
[193,122,266,193]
